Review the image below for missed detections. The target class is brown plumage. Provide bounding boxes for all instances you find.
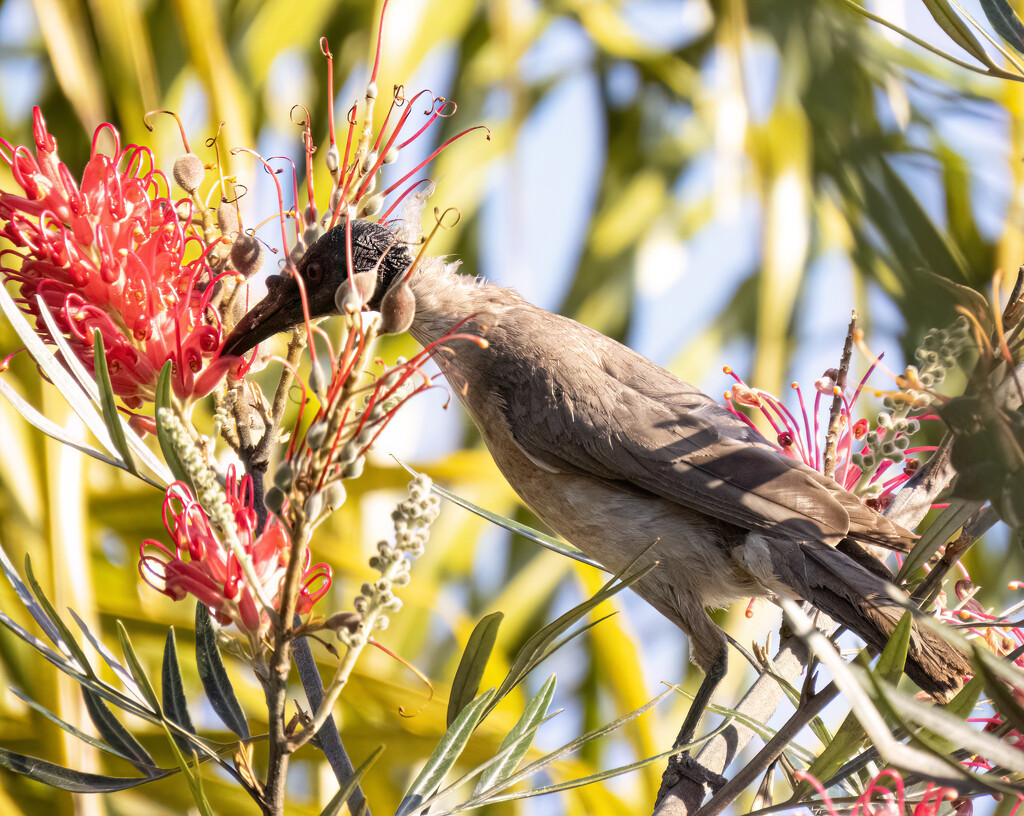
[222,220,970,742]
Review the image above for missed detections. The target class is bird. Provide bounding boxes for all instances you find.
[222,218,970,768]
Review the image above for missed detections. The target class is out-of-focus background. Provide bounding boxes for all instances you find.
[0,0,1020,813]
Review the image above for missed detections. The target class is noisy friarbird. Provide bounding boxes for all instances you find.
[223,219,969,768]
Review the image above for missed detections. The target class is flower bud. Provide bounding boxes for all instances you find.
[289,239,307,266]
[342,456,364,480]
[326,144,341,174]
[273,460,295,491]
[334,271,377,314]
[173,152,204,193]
[216,201,239,236]
[325,481,347,510]
[361,151,378,175]
[379,280,415,335]
[358,193,384,218]
[304,490,324,520]
[383,146,399,164]
[306,421,329,450]
[265,486,285,516]
[229,234,264,278]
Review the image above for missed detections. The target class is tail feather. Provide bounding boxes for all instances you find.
[796,541,970,702]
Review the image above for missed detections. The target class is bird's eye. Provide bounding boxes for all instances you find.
[306,262,322,282]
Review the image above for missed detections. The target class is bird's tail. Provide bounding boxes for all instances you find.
[795,541,970,702]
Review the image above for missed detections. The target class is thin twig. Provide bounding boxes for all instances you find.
[822,311,856,480]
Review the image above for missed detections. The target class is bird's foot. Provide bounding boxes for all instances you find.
[656,752,727,805]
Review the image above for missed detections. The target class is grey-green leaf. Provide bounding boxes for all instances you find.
[0,749,173,792]
[320,745,385,816]
[396,689,496,816]
[474,674,555,794]
[448,612,503,727]
[81,688,157,773]
[981,0,1024,53]
[162,628,197,751]
[194,603,250,739]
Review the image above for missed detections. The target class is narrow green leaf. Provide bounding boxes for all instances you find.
[0,377,125,470]
[92,331,138,474]
[156,362,193,487]
[921,0,996,66]
[162,724,215,816]
[974,646,1024,735]
[0,282,118,454]
[194,603,250,739]
[492,561,655,708]
[0,748,172,792]
[875,611,912,683]
[474,675,555,794]
[67,607,142,699]
[800,615,912,796]
[22,555,93,674]
[320,745,385,816]
[0,541,64,647]
[896,498,981,581]
[35,296,172,485]
[10,688,141,764]
[981,0,1024,53]
[396,689,496,816]
[162,628,197,750]
[448,612,503,727]
[116,620,160,712]
[81,688,157,773]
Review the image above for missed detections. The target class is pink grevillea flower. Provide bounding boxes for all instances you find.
[795,768,957,816]
[0,108,236,408]
[722,365,929,510]
[139,466,331,636]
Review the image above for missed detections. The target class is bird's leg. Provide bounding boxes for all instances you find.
[657,621,730,803]
[673,651,726,750]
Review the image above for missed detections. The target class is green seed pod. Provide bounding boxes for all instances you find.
[265,486,285,517]
[379,280,415,335]
[173,152,204,194]
[229,234,264,278]
[306,421,329,450]
[273,460,295,491]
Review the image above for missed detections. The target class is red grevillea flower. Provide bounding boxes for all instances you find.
[794,768,957,816]
[0,108,235,408]
[139,466,331,636]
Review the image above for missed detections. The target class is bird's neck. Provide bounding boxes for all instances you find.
[408,258,520,346]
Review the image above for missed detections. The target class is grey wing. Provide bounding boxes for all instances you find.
[498,327,877,548]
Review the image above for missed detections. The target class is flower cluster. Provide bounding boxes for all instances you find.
[723,317,970,509]
[340,474,440,648]
[139,464,331,636]
[0,108,237,407]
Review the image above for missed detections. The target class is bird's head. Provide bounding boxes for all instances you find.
[221,219,414,357]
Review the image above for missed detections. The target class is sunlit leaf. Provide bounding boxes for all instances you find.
[448,612,503,727]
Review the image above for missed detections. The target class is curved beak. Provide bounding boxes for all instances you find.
[220,276,303,358]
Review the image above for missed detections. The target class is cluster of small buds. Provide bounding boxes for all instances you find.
[850,317,970,496]
[158,407,243,549]
[212,387,237,438]
[340,474,440,649]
